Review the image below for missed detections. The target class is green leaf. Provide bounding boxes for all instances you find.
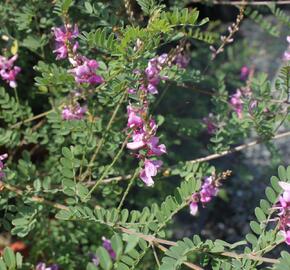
[265,187,277,203]
[62,147,73,160]
[250,221,262,235]
[123,234,139,253]
[278,166,287,181]
[84,2,93,13]
[111,233,123,259]
[96,247,112,270]
[3,247,16,269]
[15,253,22,268]
[255,207,266,222]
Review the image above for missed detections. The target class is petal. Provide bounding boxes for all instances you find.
[140,169,154,186]
[126,141,145,150]
[189,202,198,216]
[279,181,290,191]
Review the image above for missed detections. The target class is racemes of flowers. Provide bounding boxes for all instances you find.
[126,52,191,186]
[189,172,230,216]
[52,23,103,120]
[0,54,21,88]
[273,181,290,245]
[126,54,168,186]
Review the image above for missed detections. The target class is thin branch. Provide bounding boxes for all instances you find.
[10,109,54,129]
[97,130,290,185]
[190,0,290,5]
[2,183,281,266]
[187,130,290,164]
[80,90,127,181]
[2,183,68,210]
[117,168,139,211]
[84,133,131,199]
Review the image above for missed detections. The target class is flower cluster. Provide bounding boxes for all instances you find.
[0,153,8,181]
[141,54,168,95]
[36,263,59,270]
[203,114,217,134]
[230,89,243,119]
[0,54,21,88]
[189,176,219,216]
[283,36,290,61]
[52,24,79,60]
[274,181,290,245]
[52,23,103,121]
[52,23,103,86]
[102,237,116,260]
[68,56,103,85]
[61,103,87,120]
[126,106,166,186]
[240,65,250,81]
[125,54,173,186]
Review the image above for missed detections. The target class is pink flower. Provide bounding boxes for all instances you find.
[140,159,162,186]
[52,24,79,60]
[203,114,217,134]
[0,153,8,180]
[173,53,190,69]
[147,137,167,156]
[69,57,103,85]
[189,193,199,216]
[272,181,290,245]
[189,176,220,216]
[240,65,250,81]
[61,103,87,120]
[200,176,218,203]
[102,237,116,260]
[280,230,290,245]
[127,106,144,129]
[279,182,290,208]
[230,89,243,119]
[142,54,168,95]
[0,55,21,88]
[126,132,146,150]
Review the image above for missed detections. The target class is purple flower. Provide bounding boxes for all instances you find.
[36,263,59,270]
[199,176,218,204]
[147,137,167,156]
[173,53,190,69]
[272,182,290,245]
[0,55,21,88]
[102,237,116,260]
[139,159,162,186]
[89,253,100,266]
[142,54,168,95]
[189,176,219,216]
[283,36,290,61]
[189,193,199,216]
[127,105,144,129]
[203,114,217,134]
[52,24,79,60]
[126,132,146,150]
[230,89,243,119]
[240,65,250,81]
[61,103,87,120]
[248,99,258,115]
[69,57,103,85]
[0,153,8,181]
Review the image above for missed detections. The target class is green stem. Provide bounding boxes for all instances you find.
[117,168,139,211]
[84,134,131,199]
[80,90,127,181]
[13,87,19,105]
